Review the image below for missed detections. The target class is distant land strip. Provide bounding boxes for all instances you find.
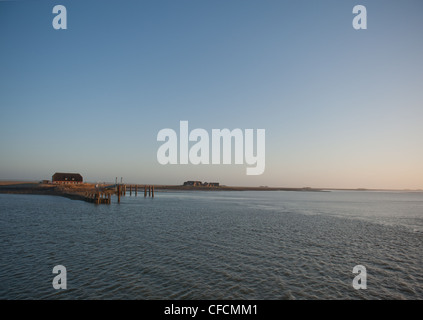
[0,181,421,201]
[0,181,323,197]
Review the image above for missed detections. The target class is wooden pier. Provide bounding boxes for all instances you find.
[84,192,112,204]
[116,184,155,204]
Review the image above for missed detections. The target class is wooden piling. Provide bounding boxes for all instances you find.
[152,185,154,198]
[135,185,138,197]
[130,185,132,196]
[118,185,121,204]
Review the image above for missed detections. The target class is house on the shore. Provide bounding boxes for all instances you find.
[52,172,83,185]
[183,181,202,187]
[206,182,219,187]
[183,181,219,187]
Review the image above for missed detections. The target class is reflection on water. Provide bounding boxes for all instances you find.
[0,191,422,299]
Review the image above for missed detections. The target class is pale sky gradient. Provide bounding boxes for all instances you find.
[0,0,422,189]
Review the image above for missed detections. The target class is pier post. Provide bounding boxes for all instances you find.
[130,185,132,196]
[118,185,121,204]
[144,185,147,197]
[149,185,151,197]
[152,185,154,198]
[135,185,138,197]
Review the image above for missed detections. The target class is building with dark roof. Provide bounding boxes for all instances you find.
[183,181,219,187]
[183,180,202,186]
[207,182,219,187]
[52,172,83,184]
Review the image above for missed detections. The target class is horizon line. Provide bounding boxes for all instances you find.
[0,179,422,192]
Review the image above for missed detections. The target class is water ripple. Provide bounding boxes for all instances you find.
[0,191,422,299]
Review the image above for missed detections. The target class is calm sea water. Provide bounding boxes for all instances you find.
[0,190,422,300]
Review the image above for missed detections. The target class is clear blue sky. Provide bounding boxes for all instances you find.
[1,0,422,188]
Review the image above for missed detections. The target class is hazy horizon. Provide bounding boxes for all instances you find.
[1,0,422,190]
